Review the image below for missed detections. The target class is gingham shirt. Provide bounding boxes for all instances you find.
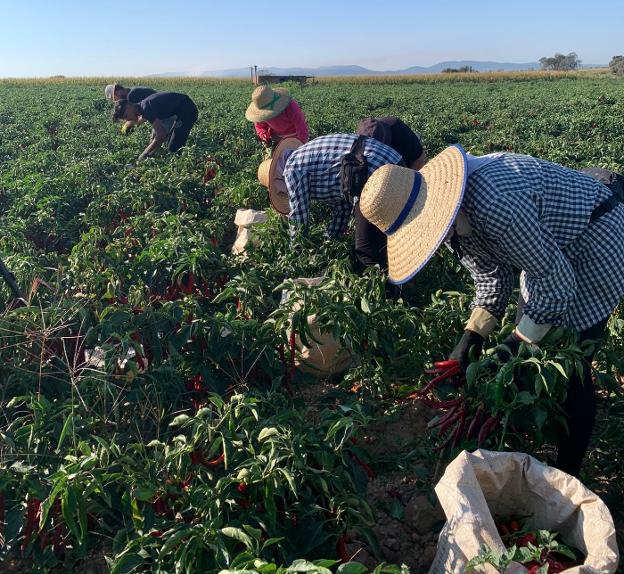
[453,153,624,331]
[283,134,402,237]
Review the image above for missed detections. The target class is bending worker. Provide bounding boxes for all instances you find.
[359,146,624,477]
[258,134,401,246]
[112,92,198,161]
[246,85,309,147]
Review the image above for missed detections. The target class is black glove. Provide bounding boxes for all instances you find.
[384,281,402,301]
[449,329,485,371]
[495,333,522,362]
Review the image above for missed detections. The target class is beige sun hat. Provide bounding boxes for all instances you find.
[257,137,303,215]
[246,85,292,122]
[360,144,468,285]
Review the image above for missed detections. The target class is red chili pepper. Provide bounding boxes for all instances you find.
[439,397,464,409]
[428,403,461,429]
[418,363,463,396]
[204,168,218,184]
[465,404,485,439]
[150,530,163,538]
[237,483,248,494]
[517,532,537,547]
[439,413,464,441]
[451,406,468,448]
[190,448,224,467]
[184,272,195,294]
[152,497,168,515]
[545,554,577,572]
[21,498,41,551]
[478,415,500,447]
[203,453,225,467]
[336,533,352,562]
[350,452,375,479]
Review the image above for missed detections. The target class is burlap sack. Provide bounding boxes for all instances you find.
[429,450,619,574]
[285,277,354,377]
[231,209,268,255]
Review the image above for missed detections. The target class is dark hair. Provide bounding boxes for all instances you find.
[112,99,129,122]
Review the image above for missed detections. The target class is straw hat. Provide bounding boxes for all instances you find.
[257,137,303,214]
[246,85,291,122]
[360,144,467,285]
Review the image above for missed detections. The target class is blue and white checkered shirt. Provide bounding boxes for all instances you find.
[283,134,402,237]
[453,153,624,331]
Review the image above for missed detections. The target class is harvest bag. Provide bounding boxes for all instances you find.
[429,450,619,574]
[284,277,354,377]
[231,209,268,256]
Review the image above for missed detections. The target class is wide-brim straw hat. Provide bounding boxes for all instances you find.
[360,144,467,285]
[246,85,291,122]
[256,137,303,215]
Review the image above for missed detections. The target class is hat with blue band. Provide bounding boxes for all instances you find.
[359,144,468,284]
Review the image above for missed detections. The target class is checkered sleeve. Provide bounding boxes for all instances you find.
[284,165,310,235]
[459,242,516,319]
[492,199,577,326]
[327,199,353,238]
[365,139,403,172]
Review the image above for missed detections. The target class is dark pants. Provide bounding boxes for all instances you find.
[516,294,608,476]
[167,103,198,153]
[353,202,388,272]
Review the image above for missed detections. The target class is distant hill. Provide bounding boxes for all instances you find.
[149,60,605,79]
[195,61,542,78]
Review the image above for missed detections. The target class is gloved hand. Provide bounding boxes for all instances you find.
[384,281,402,301]
[448,329,485,371]
[495,332,522,362]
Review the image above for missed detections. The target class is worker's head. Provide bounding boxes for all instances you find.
[245,85,291,122]
[112,99,140,122]
[357,117,427,171]
[105,83,128,101]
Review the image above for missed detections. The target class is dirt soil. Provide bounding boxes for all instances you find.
[348,401,445,572]
[295,376,446,572]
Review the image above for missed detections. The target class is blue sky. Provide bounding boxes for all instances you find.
[1,0,622,77]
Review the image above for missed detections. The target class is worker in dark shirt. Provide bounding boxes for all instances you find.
[112,92,199,161]
[353,116,428,272]
[357,116,427,170]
